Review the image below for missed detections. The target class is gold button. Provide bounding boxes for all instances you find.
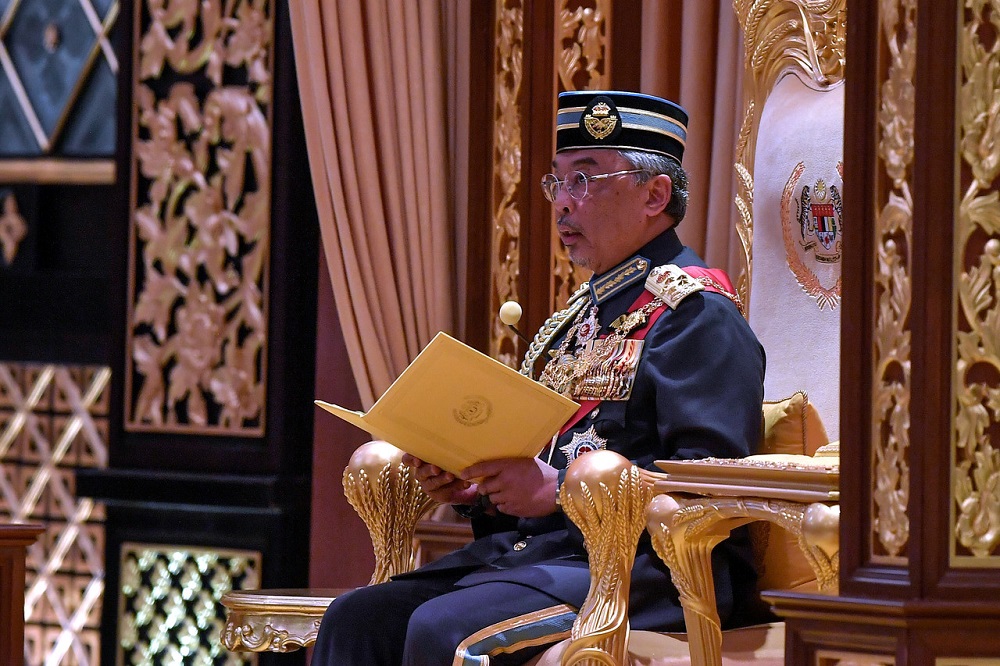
[513,540,527,551]
[589,407,600,419]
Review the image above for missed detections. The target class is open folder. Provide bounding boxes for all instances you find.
[316,332,579,476]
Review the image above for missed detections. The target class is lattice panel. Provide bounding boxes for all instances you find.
[0,362,109,666]
[0,0,118,155]
[118,544,259,666]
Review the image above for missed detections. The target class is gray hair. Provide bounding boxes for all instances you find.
[618,149,689,224]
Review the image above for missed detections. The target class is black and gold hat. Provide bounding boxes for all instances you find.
[556,91,688,164]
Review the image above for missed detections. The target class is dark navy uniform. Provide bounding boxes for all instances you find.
[311,228,766,665]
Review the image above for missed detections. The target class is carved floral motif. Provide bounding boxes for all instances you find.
[953,1,1000,562]
[127,0,273,432]
[551,0,610,311]
[871,0,915,562]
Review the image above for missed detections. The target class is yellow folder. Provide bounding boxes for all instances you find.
[316,332,579,475]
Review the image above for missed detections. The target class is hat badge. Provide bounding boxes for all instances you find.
[583,101,618,140]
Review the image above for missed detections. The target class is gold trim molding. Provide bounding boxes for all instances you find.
[125,0,274,435]
[733,0,847,308]
[952,0,1000,566]
[0,159,115,184]
[489,0,525,368]
[870,0,915,565]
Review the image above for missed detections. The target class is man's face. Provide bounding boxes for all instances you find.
[549,149,662,275]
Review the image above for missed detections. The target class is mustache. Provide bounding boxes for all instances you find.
[556,217,581,233]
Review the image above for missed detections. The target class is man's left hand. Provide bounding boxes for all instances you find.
[461,457,560,518]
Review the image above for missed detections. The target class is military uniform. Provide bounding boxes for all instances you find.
[311,90,766,665]
[311,229,765,665]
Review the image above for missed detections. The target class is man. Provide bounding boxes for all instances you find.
[311,91,765,665]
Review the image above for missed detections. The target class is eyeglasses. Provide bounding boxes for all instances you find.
[540,169,646,202]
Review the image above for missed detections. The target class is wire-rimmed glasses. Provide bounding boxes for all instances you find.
[540,169,646,202]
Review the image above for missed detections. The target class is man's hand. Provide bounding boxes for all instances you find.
[402,454,480,506]
[461,457,560,518]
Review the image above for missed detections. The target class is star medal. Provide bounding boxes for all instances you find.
[574,305,600,347]
[559,425,608,464]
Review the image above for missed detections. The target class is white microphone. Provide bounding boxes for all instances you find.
[499,301,530,343]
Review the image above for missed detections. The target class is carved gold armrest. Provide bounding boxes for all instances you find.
[343,440,439,584]
[558,450,653,666]
[648,455,840,666]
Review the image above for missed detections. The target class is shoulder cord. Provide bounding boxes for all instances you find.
[518,283,591,379]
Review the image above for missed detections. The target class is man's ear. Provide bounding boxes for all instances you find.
[644,174,673,217]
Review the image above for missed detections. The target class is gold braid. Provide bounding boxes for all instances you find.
[519,283,592,379]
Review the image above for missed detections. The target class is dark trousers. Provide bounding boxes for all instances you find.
[310,573,576,666]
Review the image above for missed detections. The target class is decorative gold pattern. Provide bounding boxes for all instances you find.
[0,191,27,265]
[559,450,651,666]
[119,544,259,665]
[221,589,335,653]
[489,0,524,368]
[733,0,847,308]
[871,0,915,564]
[0,363,109,666]
[650,494,839,666]
[342,441,438,585]
[953,0,1000,565]
[551,0,610,312]
[126,0,274,434]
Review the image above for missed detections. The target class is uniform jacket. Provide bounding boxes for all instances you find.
[397,228,766,633]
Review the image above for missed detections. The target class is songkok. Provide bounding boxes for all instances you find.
[556,91,688,165]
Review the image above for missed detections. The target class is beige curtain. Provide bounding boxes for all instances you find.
[289,1,456,408]
[642,0,744,278]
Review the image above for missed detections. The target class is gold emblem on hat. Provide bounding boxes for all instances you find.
[584,101,618,140]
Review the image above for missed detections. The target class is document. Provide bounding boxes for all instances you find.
[316,332,579,475]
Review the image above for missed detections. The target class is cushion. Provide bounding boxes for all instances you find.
[761,391,829,456]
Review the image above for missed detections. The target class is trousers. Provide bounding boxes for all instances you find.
[310,571,578,666]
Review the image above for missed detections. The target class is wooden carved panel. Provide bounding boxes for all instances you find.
[488,0,524,369]
[952,0,1000,566]
[870,0,915,564]
[125,0,274,435]
[550,0,611,311]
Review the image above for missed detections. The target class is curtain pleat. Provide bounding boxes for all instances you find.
[290,1,455,408]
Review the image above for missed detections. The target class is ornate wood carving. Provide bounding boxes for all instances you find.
[125,0,274,434]
[550,0,611,312]
[953,0,1000,565]
[342,441,437,585]
[870,0,916,564]
[488,0,524,368]
[732,0,847,308]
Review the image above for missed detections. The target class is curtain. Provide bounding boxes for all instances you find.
[289,1,456,408]
[641,0,744,278]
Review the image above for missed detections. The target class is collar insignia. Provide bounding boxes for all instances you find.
[560,425,608,464]
[590,256,651,305]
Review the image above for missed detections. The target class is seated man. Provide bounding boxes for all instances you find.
[311,90,766,666]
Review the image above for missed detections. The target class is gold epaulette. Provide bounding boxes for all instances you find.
[519,283,591,378]
[645,264,704,308]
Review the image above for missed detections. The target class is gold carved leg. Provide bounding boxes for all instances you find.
[801,502,840,593]
[559,450,652,666]
[342,440,438,584]
[647,495,730,666]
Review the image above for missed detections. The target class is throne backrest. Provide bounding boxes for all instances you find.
[734,0,847,440]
